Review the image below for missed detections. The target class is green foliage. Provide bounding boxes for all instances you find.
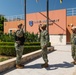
[0,42,14,46]
[0,34,14,42]
[0,24,3,31]
[0,31,39,42]
[0,42,51,56]
[23,46,41,54]
[0,15,6,24]
[0,42,40,46]
[0,46,41,56]
[0,46,16,56]
[24,32,39,42]
[0,42,51,47]
[0,42,41,56]
[0,15,7,32]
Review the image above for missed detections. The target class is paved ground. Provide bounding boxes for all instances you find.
[1,45,76,75]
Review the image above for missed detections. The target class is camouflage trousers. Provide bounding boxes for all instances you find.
[15,43,24,65]
[71,44,76,60]
[41,46,48,63]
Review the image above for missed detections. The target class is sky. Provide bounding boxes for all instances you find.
[0,0,76,16]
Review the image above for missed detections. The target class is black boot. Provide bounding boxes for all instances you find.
[41,63,49,68]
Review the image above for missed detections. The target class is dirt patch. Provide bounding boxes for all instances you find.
[0,55,15,62]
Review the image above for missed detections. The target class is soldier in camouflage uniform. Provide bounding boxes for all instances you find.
[15,24,25,69]
[39,24,49,68]
[71,26,76,65]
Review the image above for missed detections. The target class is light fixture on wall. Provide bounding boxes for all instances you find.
[68,23,73,27]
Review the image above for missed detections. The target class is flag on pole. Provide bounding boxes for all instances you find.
[60,0,63,3]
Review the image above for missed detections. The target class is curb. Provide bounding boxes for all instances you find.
[0,46,54,73]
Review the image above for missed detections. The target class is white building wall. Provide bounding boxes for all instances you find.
[49,35,66,46]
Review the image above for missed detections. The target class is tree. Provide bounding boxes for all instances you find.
[0,15,7,33]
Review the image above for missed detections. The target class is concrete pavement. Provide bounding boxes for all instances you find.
[1,45,76,75]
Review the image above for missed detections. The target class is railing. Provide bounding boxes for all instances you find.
[4,14,24,22]
[67,7,76,16]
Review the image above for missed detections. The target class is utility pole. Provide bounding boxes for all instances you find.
[24,0,26,32]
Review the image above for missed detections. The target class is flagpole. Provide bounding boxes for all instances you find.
[36,0,49,40]
[24,0,26,32]
[46,0,49,35]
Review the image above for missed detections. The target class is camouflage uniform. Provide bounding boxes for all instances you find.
[15,28,25,65]
[71,33,76,61]
[40,30,49,63]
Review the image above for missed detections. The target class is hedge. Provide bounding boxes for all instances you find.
[0,42,14,46]
[0,46,41,56]
[0,42,40,46]
[0,42,51,56]
[0,42,51,46]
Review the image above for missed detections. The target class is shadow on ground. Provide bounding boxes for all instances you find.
[46,61,74,70]
[0,61,74,75]
[24,61,74,70]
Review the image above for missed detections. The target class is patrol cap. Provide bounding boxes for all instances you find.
[18,23,22,28]
[71,26,76,30]
[41,24,46,28]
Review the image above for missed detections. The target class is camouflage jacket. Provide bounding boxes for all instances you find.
[40,30,49,47]
[15,29,25,45]
[71,33,76,44]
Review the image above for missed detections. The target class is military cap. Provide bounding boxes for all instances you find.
[18,23,22,28]
[41,24,46,28]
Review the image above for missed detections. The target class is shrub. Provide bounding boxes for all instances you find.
[0,42,51,46]
[0,46,16,56]
[0,31,39,42]
[0,42,40,46]
[0,42,51,56]
[0,42,14,46]
[0,46,41,56]
[0,34,14,42]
